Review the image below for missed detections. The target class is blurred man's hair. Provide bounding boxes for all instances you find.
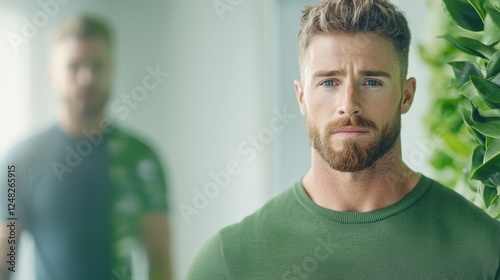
[298,0,411,80]
[53,15,113,48]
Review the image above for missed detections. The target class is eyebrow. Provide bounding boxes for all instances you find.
[312,70,392,79]
[360,70,391,78]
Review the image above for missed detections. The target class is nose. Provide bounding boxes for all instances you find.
[76,66,94,86]
[336,82,362,117]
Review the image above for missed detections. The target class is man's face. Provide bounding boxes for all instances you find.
[50,37,113,120]
[295,33,415,172]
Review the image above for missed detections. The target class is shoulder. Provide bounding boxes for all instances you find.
[107,126,165,167]
[424,177,500,236]
[186,233,227,280]
[188,185,299,279]
[216,183,301,253]
[108,126,157,155]
[2,125,58,165]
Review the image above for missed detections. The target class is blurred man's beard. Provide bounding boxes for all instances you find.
[68,91,109,120]
[306,113,400,172]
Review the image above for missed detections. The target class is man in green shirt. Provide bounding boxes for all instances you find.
[187,0,500,279]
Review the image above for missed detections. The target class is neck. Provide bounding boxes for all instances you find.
[302,140,420,212]
[57,107,104,138]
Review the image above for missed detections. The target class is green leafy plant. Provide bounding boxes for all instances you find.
[422,0,500,219]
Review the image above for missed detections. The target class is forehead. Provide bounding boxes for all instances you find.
[303,33,400,77]
[52,37,111,61]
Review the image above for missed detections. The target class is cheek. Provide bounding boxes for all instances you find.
[304,92,335,118]
[366,90,401,110]
[368,100,400,127]
[53,73,70,92]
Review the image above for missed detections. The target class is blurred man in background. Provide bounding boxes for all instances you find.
[1,15,172,280]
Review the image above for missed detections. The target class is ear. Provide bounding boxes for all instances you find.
[401,77,416,114]
[294,80,306,116]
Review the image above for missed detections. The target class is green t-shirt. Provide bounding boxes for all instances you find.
[187,175,500,279]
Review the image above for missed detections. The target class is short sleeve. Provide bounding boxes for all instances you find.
[136,149,169,212]
[107,128,169,214]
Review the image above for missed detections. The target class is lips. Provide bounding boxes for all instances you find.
[324,117,377,137]
[334,126,370,134]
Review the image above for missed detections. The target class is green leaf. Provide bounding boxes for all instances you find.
[442,132,475,155]
[472,156,500,182]
[482,185,499,208]
[487,0,500,11]
[441,36,496,59]
[461,81,494,112]
[490,73,500,87]
[484,1,500,44]
[480,109,500,117]
[443,0,485,31]
[485,136,494,148]
[463,104,486,143]
[487,168,500,185]
[485,0,500,26]
[430,151,454,169]
[484,12,500,44]
[486,51,500,79]
[467,0,487,21]
[471,138,500,182]
[466,106,487,145]
[470,76,500,103]
[471,145,486,171]
[472,102,486,124]
[485,137,500,162]
[471,120,500,137]
[449,61,483,85]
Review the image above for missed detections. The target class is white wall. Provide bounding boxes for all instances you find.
[1,0,435,279]
[163,1,279,278]
[394,0,434,176]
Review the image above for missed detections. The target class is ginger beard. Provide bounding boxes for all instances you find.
[306,110,401,172]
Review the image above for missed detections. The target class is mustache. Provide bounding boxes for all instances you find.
[325,116,377,135]
[76,86,99,95]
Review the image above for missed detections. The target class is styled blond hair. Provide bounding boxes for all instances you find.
[298,0,411,80]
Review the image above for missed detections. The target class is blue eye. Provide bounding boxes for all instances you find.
[321,80,336,87]
[365,80,382,87]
